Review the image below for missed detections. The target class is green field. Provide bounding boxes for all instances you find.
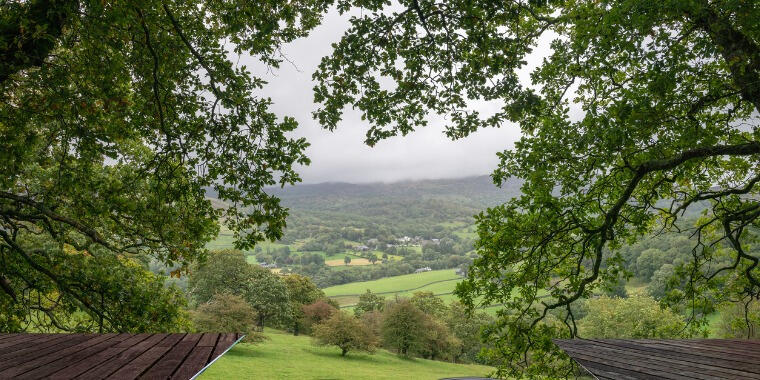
[323,269,517,316]
[199,329,494,380]
[323,269,462,310]
[324,269,461,296]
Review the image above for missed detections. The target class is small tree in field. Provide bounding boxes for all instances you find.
[368,254,378,264]
[302,299,338,333]
[191,293,262,343]
[410,291,447,318]
[313,311,376,356]
[344,256,351,265]
[381,299,427,356]
[283,274,324,336]
[419,317,461,361]
[354,289,385,317]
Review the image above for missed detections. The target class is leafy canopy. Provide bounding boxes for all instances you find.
[313,0,760,376]
[191,293,262,343]
[312,310,377,356]
[0,0,329,331]
[577,296,688,339]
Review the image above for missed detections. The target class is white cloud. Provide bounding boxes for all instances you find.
[243,8,555,184]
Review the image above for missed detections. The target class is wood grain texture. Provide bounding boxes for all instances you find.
[555,338,760,379]
[0,332,241,380]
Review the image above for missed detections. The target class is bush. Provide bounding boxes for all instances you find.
[577,296,685,339]
[191,293,263,343]
[360,310,384,338]
[355,289,385,317]
[716,300,760,339]
[302,299,338,333]
[410,291,447,318]
[313,311,377,356]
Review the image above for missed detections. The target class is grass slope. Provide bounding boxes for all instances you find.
[323,269,461,297]
[199,329,493,380]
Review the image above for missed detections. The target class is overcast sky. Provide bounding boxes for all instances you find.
[246,9,548,184]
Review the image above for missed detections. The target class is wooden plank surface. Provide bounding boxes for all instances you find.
[0,334,94,377]
[556,338,760,379]
[0,332,241,380]
[17,334,124,379]
[140,333,202,380]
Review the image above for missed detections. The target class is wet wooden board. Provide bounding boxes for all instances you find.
[0,333,243,379]
[555,338,760,379]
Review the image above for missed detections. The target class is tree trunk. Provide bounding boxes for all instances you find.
[341,347,348,356]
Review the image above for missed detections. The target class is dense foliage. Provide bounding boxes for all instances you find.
[282,274,325,335]
[188,250,289,330]
[381,299,430,357]
[0,0,330,332]
[313,0,760,376]
[191,293,261,343]
[313,310,377,356]
[577,296,688,339]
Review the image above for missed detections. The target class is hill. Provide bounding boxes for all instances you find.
[199,329,494,380]
[207,175,522,244]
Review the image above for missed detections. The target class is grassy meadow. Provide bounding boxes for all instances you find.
[324,269,462,308]
[199,329,494,380]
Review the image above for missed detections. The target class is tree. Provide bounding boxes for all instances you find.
[189,250,289,330]
[0,0,329,332]
[191,293,261,343]
[188,250,256,305]
[354,289,385,317]
[445,302,494,364]
[636,249,670,281]
[313,311,377,356]
[602,276,628,299]
[381,300,427,356]
[302,299,338,333]
[360,310,384,338]
[283,274,324,335]
[577,296,688,339]
[344,256,351,265]
[410,291,447,318]
[418,317,460,362]
[314,0,760,376]
[245,266,290,330]
[368,253,378,264]
[648,264,676,301]
[0,236,191,333]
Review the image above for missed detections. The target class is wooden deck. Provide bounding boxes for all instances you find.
[554,338,760,379]
[0,332,243,379]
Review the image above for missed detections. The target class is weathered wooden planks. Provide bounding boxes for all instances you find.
[0,332,242,379]
[555,338,760,379]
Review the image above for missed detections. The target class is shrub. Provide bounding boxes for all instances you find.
[302,299,338,333]
[191,293,263,343]
[577,295,685,339]
[313,311,377,356]
[717,300,760,339]
[354,289,385,317]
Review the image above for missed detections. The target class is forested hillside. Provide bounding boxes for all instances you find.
[209,175,521,241]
